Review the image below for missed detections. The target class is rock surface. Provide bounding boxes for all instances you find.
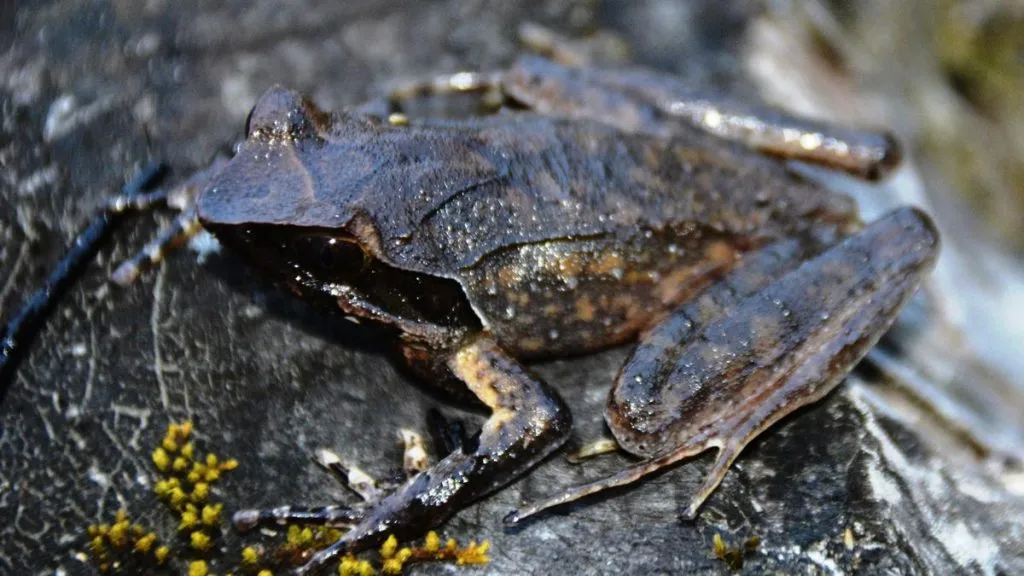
[1,1,1022,574]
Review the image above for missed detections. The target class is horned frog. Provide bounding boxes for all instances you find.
[101,26,938,575]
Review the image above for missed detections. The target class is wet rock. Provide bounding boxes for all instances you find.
[1,1,1021,574]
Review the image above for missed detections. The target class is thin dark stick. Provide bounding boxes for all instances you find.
[0,162,167,400]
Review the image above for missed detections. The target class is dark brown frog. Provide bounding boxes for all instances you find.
[183,47,939,571]
[13,41,937,575]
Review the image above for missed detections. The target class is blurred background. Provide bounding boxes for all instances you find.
[1,0,1023,574]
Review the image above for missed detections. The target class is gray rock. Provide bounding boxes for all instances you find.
[1,1,1021,574]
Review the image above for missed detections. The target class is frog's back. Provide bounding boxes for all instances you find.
[419,114,857,264]
[200,87,858,356]
[386,112,859,356]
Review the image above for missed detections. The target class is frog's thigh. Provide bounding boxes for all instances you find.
[620,207,938,517]
[607,238,811,455]
[505,239,810,525]
[296,335,572,574]
[507,208,938,525]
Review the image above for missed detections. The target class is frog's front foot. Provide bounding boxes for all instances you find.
[232,430,430,533]
[234,336,572,575]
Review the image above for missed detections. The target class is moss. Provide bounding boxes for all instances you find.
[85,421,239,574]
[712,532,759,571]
[86,421,491,575]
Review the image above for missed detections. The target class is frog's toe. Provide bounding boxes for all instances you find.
[295,337,574,574]
[311,448,391,503]
[309,426,436,505]
[505,440,710,526]
[232,504,363,532]
[233,426,439,537]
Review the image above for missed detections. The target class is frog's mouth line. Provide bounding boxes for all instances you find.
[205,223,483,333]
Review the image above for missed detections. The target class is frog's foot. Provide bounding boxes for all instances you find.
[110,207,202,285]
[109,156,229,286]
[234,429,433,533]
[237,336,572,575]
[311,429,432,503]
[505,438,712,526]
[312,448,391,504]
[506,434,747,525]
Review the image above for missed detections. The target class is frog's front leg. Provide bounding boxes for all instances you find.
[237,335,572,575]
[507,207,939,525]
[501,49,902,180]
[648,88,903,180]
[110,156,230,285]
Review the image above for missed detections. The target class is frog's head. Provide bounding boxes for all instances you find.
[196,86,358,293]
[196,86,346,231]
[196,86,479,332]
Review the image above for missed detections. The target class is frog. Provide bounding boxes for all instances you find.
[3,30,939,576]
[197,50,938,571]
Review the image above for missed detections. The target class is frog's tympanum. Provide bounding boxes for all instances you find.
[119,49,938,574]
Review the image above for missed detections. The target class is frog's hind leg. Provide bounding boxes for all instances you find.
[505,437,713,525]
[508,208,940,525]
[504,240,812,525]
